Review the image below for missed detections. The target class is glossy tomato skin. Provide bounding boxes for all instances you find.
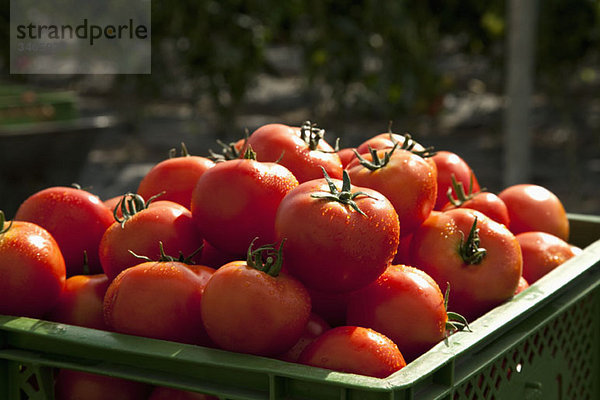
[514,276,530,295]
[0,220,66,318]
[137,155,215,209]
[410,209,522,321]
[275,178,400,293]
[278,312,331,363]
[245,123,343,183]
[99,200,203,281]
[191,158,298,255]
[346,148,438,237]
[516,231,580,284]
[498,184,569,241]
[346,264,448,362]
[200,261,311,356]
[45,273,111,331]
[442,191,510,227]
[104,260,214,346]
[337,147,357,168]
[54,369,151,400]
[148,386,218,400]
[14,186,114,275]
[432,151,480,211]
[298,326,406,378]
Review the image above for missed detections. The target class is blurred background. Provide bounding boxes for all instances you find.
[1,0,599,218]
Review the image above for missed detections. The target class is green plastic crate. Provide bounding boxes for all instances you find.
[1,214,599,400]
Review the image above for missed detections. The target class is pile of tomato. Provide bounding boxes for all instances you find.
[0,120,582,399]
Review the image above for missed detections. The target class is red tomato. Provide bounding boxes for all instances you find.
[346,146,438,236]
[410,208,522,320]
[306,288,355,328]
[514,276,530,295]
[45,273,111,331]
[298,326,406,378]
[346,265,450,362]
[200,241,311,356]
[99,196,203,281]
[54,369,151,400]
[278,312,331,363]
[190,152,298,255]
[198,239,241,269]
[103,260,214,346]
[149,386,218,400]
[337,147,356,168]
[442,176,510,226]
[137,144,215,208]
[516,231,581,284]
[245,121,343,183]
[431,151,480,210]
[275,170,400,293]
[14,186,114,275]
[498,184,569,241]
[0,214,66,318]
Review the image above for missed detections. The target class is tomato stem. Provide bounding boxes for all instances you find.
[310,167,376,217]
[458,217,487,265]
[0,211,13,235]
[299,120,326,151]
[245,238,285,277]
[387,132,437,159]
[443,283,471,339]
[114,192,165,226]
[352,142,399,171]
[129,241,203,264]
[446,174,486,207]
[169,142,191,158]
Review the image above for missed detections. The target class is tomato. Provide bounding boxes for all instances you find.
[346,145,437,236]
[137,143,215,209]
[14,186,114,275]
[54,369,151,400]
[103,195,123,217]
[245,121,343,183]
[103,258,214,346]
[498,184,569,241]
[410,208,522,320]
[198,239,240,269]
[190,150,298,255]
[346,265,451,362]
[278,312,331,363]
[514,276,530,295]
[200,240,311,356]
[149,386,218,400]
[306,287,355,328]
[337,147,356,168]
[431,151,480,211]
[45,273,111,331]
[298,326,406,378]
[0,213,66,318]
[275,170,400,293]
[516,231,581,284]
[99,195,203,281]
[442,175,510,226]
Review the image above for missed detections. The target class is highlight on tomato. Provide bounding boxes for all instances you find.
[275,168,400,293]
[431,150,480,211]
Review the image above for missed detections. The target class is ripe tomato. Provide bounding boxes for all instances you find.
[306,287,355,328]
[410,208,522,320]
[137,143,215,209]
[45,273,111,331]
[346,265,451,362]
[104,258,214,346]
[275,170,400,293]
[498,184,569,241]
[99,195,203,281]
[337,147,357,168]
[514,276,530,295]
[200,240,311,356]
[149,386,218,400]
[190,150,298,255]
[245,121,343,183]
[431,151,480,211]
[54,369,151,400]
[298,326,406,378]
[442,175,510,226]
[516,231,581,284]
[346,145,438,236]
[0,213,66,318]
[14,186,114,275]
[278,312,331,363]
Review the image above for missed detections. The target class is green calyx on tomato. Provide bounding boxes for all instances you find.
[129,241,203,265]
[114,192,165,227]
[209,137,246,162]
[387,132,436,159]
[246,237,286,277]
[459,217,487,265]
[352,142,400,171]
[299,120,327,151]
[311,167,376,217]
[168,142,192,158]
[443,283,471,339]
[446,174,485,207]
[0,210,13,234]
